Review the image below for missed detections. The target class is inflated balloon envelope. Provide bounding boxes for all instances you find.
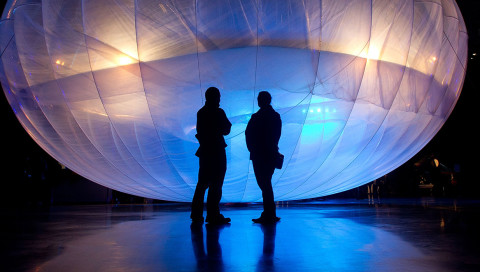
[0,0,467,202]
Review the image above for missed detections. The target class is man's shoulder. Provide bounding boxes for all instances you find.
[258,108,280,118]
[267,107,280,119]
[198,105,217,115]
[249,111,261,122]
[197,106,206,114]
[199,106,225,113]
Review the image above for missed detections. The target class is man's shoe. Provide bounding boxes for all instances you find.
[252,216,280,224]
[206,214,231,224]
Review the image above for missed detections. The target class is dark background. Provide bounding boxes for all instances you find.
[1,0,479,205]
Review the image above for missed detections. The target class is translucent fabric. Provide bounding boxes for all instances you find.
[0,0,467,202]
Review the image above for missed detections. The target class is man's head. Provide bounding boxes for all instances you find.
[205,87,220,105]
[257,91,272,108]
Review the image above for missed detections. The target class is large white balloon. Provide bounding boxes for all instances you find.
[0,0,467,202]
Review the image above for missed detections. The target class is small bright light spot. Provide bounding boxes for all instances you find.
[359,45,381,61]
[309,109,313,113]
[55,60,65,66]
[118,56,133,66]
[302,109,306,113]
[473,53,477,56]
[432,56,437,61]
[317,108,320,113]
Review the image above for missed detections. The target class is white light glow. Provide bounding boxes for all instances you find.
[117,55,136,66]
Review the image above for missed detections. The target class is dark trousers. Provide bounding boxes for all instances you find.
[252,159,276,218]
[191,150,227,219]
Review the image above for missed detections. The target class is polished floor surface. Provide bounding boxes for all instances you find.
[2,198,480,272]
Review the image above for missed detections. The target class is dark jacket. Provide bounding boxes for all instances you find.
[245,105,282,161]
[195,102,232,157]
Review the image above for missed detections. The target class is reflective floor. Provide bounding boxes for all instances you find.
[2,198,480,272]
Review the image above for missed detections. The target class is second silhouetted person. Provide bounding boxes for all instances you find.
[246,91,282,223]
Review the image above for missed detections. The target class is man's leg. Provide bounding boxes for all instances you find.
[206,151,229,223]
[191,158,209,220]
[260,173,275,217]
[253,160,276,218]
[206,179,222,218]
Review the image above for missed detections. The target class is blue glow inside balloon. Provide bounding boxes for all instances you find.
[0,0,467,202]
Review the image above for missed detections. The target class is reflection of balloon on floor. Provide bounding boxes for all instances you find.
[0,0,467,202]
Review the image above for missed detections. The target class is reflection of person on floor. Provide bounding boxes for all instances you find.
[190,222,228,271]
[256,222,278,271]
[246,91,281,223]
[191,87,232,224]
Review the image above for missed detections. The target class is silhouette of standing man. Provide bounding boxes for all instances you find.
[191,87,232,224]
[246,91,281,223]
